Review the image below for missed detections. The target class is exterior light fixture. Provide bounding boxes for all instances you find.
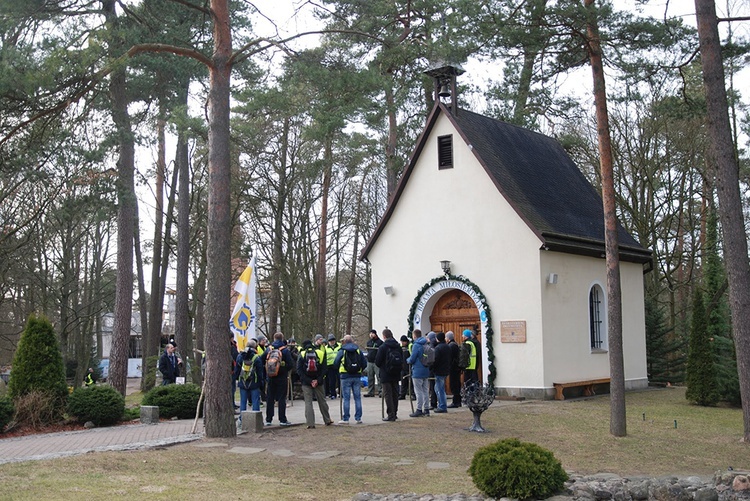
[440,260,451,275]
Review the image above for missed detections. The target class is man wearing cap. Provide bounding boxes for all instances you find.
[234,339,264,412]
[325,334,340,399]
[297,339,333,428]
[406,329,430,417]
[460,329,479,384]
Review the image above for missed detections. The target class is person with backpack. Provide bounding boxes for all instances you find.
[333,334,367,424]
[234,340,265,412]
[375,328,403,422]
[260,332,294,426]
[406,329,430,417]
[296,339,333,429]
[426,331,438,410]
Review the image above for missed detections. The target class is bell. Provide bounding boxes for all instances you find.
[438,83,451,98]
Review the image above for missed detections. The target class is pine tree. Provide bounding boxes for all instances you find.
[704,209,740,405]
[645,297,686,385]
[7,315,68,403]
[685,288,719,406]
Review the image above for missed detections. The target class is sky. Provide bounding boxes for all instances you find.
[136,0,750,291]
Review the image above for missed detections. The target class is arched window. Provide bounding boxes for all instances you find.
[589,284,606,351]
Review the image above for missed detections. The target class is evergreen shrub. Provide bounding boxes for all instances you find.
[67,385,125,426]
[469,438,568,500]
[8,316,68,403]
[0,396,14,432]
[122,406,140,421]
[142,383,201,419]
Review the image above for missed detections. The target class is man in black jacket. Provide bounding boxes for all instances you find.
[375,328,402,421]
[158,343,181,385]
[364,329,383,397]
[432,331,452,413]
[446,331,462,407]
[260,332,295,426]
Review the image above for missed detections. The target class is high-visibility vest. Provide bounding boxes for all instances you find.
[467,341,477,370]
[84,373,94,386]
[325,344,339,365]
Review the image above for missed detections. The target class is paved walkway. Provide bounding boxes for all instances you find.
[0,383,505,464]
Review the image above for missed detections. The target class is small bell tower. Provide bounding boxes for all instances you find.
[424,62,465,115]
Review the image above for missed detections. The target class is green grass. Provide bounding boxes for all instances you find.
[0,387,746,501]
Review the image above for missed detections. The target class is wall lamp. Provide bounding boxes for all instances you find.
[547,273,558,285]
[384,286,395,296]
[440,260,451,275]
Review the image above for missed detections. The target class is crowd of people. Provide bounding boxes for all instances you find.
[158,327,481,428]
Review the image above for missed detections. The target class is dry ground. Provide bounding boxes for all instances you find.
[0,386,746,501]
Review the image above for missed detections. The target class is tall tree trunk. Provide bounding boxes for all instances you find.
[694,0,750,442]
[513,0,547,124]
[203,0,235,438]
[345,171,367,337]
[147,106,166,363]
[385,79,399,197]
[269,117,290,336]
[175,131,193,380]
[134,208,150,390]
[584,0,626,437]
[316,138,332,335]
[104,0,136,396]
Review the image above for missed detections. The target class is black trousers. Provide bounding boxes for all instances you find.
[265,376,288,423]
[449,369,462,406]
[382,380,399,420]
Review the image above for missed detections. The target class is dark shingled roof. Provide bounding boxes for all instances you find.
[361,104,652,265]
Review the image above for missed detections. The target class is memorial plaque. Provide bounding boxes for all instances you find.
[500,320,526,343]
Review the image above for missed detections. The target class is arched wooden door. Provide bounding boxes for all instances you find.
[429,290,482,393]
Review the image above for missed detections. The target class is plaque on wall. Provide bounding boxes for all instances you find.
[500,320,526,343]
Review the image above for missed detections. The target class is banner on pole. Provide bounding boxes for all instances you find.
[230,256,257,351]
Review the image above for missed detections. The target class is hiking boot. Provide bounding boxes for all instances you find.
[409,411,424,418]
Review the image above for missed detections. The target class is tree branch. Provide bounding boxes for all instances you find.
[717,16,750,22]
[127,43,214,67]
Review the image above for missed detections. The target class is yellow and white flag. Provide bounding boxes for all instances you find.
[230,256,257,351]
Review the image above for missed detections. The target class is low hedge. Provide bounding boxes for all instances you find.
[142,383,201,419]
[67,385,125,426]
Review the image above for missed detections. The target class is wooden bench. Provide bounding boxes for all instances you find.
[553,378,610,400]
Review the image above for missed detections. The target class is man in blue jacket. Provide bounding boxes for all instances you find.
[406,329,430,417]
[234,339,265,412]
[333,334,367,424]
